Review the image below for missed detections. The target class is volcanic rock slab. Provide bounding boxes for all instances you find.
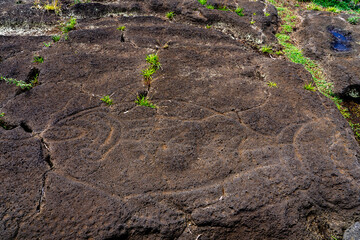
[1,1,360,239]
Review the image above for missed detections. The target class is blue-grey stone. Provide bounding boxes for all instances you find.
[344,222,360,240]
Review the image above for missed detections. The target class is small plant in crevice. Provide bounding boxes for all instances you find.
[260,45,273,54]
[166,12,175,20]
[135,95,157,109]
[306,3,321,11]
[327,7,341,13]
[267,81,278,88]
[141,67,156,85]
[43,42,51,47]
[235,7,244,16]
[197,0,207,5]
[206,5,215,9]
[100,95,113,105]
[0,113,15,130]
[337,104,351,118]
[44,0,61,14]
[206,24,212,29]
[217,5,230,11]
[304,82,317,91]
[117,25,126,31]
[0,76,33,90]
[265,12,270,17]
[146,54,161,70]
[33,56,44,63]
[141,53,162,89]
[62,17,77,34]
[348,16,360,24]
[52,35,61,42]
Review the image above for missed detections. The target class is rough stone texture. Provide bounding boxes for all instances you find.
[295,11,360,96]
[1,1,360,240]
[344,222,360,240]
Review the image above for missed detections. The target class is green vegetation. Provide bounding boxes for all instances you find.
[306,3,321,11]
[43,42,51,47]
[326,6,341,13]
[198,0,207,5]
[141,68,156,84]
[304,83,316,91]
[348,16,360,24]
[142,53,162,87]
[265,12,270,17]
[52,35,61,42]
[250,19,255,24]
[100,95,113,105]
[117,25,126,31]
[0,76,33,89]
[218,5,230,11]
[0,112,8,130]
[62,17,77,33]
[235,7,245,16]
[44,0,61,13]
[260,45,273,53]
[311,0,359,11]
[166,12,175,20]
[206,5,215,9]
[267,81,278,88]
[206,24,212,29]
[33,56,44,63]
[135,95,157,109]
[146,54,161,70]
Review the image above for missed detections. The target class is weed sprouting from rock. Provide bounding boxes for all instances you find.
[62,17,77,33]
[267,81,278,88]
[260,45,273,54]
[146,54,161,70]
[33,56,44,63]
[117,26,126,31]
[304,83,317,91]
[198,0,207,5]
[52,35,61,42]
[235,7,244,16]
[135,95,157,109]
[166,12,175,20]
[100,95,113,105]
[348,16,360,24]
[0,76,33,90]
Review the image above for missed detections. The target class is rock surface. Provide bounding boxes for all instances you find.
[296,11,360,97]
[1,1,360,240]
[344,222,360,240]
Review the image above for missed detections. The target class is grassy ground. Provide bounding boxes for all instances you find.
[267,0,360,143]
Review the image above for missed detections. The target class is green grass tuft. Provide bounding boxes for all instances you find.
[0,76,33,89]
[100,95,113,105]
[198,0,207,5]
[52,35,61,42]
[135,95,157,108]
[267,81,278,88]
[33,56,44,63]
[348,16,360,24]
[62,17,77,33]
[304,83,317,91]
[235,7,244,16]
[166,11,175,20]
[117,25,126,31]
